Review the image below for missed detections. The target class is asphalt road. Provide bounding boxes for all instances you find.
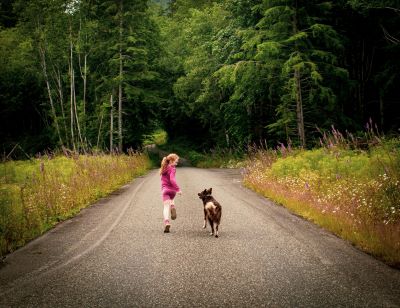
[1,167,399,307]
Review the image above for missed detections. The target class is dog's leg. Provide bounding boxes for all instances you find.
[215,224,219,238]
[203,209,207,229]
[209,219,214,236]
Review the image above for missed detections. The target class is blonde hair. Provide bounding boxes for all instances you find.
[159,153,179,175]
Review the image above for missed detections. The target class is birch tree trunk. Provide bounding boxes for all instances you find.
[69,62,75,149]
[78,53,87,136]
[69,21,84,151]
[78,19,88,139]
[73,67,85,150]
[69,24,76,151]
[54,67,68,146]
[38,43,63,146]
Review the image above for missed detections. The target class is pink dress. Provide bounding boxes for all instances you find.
[161,165,180,201]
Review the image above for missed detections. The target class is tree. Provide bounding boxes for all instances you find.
[343,0,400,131]
[15,0,70,147]
[245,1,349,146]
[98,0,162,150]
[2,0,399,155]
[0,27,47,153]
[168,4,237,146]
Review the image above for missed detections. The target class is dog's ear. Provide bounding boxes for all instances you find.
[207,188,212,195]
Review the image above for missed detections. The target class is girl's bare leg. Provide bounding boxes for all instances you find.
[163,200,171,233]
[163,200,171,223]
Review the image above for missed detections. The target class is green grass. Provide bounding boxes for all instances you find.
[143,129,168,146]
[244,137,400,267]
[0,153,151,256]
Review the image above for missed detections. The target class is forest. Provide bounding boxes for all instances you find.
[1,0,399,155]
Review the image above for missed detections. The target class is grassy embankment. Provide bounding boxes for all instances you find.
[244,131,400,267]
[0,152,150,257]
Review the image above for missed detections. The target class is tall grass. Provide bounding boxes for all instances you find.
[244,130,400,267]
[0,152,150,256]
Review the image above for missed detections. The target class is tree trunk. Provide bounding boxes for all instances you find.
[69,21,84,151]
[292,1,305,147]
[70,68,75,150]
[110,94,114,152]
[73,68,84,150]
[38,44,63,146]
[97,107,104,149]
[83,54,87,132]
[54,67,68,146]
[69,25,76,151]
[78,18,88,140]
[78,52,87,137]
[294,68,305,147]
[118,0,124,153]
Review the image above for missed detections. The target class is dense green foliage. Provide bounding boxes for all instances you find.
[159,0,399,148]
[1,0,162,154]
[1,0,399,155]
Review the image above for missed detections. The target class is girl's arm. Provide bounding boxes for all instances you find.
[169,167,180,192]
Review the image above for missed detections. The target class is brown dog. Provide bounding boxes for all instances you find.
[198,188,222,238]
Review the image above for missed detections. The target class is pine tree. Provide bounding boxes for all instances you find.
[250,0,349,146]
[98,0,161,150]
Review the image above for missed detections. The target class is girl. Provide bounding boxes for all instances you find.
[160,153,182,233]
